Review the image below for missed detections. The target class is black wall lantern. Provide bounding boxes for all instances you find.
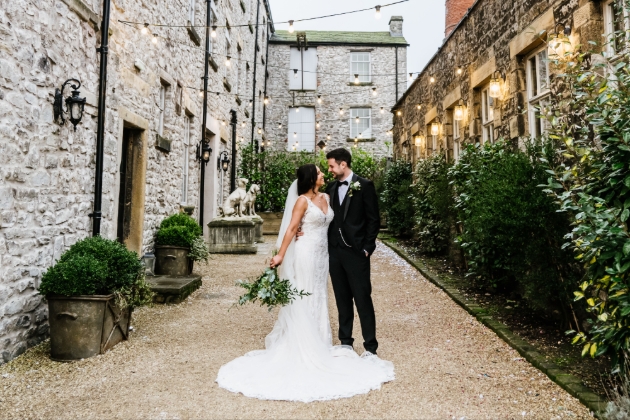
[218,150,230,172]
[196,141,212,164]
[54,78,86,131]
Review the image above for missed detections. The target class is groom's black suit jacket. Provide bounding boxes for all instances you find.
[325,173,380,256]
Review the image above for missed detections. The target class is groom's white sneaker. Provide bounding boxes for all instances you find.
[360,350,377,358]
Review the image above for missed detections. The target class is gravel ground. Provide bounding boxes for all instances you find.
[0,239,592,419]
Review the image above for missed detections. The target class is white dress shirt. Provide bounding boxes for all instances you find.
[337,171,354,205]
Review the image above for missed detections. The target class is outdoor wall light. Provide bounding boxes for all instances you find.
[489,70,504,99]
[548,23,572,59]
[454,99,465,121]
[218,150,230,172]
[53,78,86,131]
[197,141,212,164]
[431,121,440,136]
[415,135,424,147]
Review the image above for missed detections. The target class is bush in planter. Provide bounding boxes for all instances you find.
[155,213,202,248]
[39,236,153,309]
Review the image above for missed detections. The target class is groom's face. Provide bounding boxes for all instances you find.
[327,158,347,180]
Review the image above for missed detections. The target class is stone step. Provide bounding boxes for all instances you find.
[146,275,202,304]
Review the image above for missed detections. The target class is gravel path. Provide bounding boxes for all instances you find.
[0,239,592,419]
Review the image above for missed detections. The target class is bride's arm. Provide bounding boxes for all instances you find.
[270,197,308,268]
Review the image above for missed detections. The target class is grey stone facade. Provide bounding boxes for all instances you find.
[0,0,272,363]
[391,0,605,166]
[264,18,408,157]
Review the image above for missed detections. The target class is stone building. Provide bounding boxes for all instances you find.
[0,0,272,363]
[391,0,606,166]
[264,17,408,156]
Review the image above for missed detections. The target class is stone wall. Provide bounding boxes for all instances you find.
[392,0,603,165]
[0,0,271,363]
[264,35,407,158]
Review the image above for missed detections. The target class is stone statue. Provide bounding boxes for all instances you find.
[218,178,248,217]
[242,184,260,216]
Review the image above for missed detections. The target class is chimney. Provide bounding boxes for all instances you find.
[445,0,474,37]
[389,16,403,37]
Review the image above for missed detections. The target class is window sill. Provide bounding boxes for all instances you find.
[346,82,373,87]
[346,138,376,143]
[208,55,218,72]
[187,22,202,46]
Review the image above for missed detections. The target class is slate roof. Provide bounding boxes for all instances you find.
[270,30,408,46]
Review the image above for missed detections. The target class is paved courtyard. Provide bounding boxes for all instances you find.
[0,239,591,419]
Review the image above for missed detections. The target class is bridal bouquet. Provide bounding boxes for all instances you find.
[235,265,310,311]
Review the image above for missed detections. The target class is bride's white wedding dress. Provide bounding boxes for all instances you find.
[216,181,394,402]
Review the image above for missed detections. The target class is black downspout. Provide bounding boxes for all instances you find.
[230,109,237,192]
[262,23,270,137]
[250,0,261,146]
[199,0,212,227]
[395,46,399,102]
[91,0,111,236]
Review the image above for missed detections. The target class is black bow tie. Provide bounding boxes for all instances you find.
[339,180,349,186]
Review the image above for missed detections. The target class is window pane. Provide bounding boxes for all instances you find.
[350,108,371,138]
[529,57,538,97]
[287,107,315,151]
[537,50,548,92]
[350,52,371,82]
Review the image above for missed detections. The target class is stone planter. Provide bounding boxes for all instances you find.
[207,217,257,254]
[47,294,131,362]
[251,216,264,243]
[259,211,284,235]
[155,245,190,276]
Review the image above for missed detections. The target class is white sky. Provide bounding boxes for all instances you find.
[267,0,446,83]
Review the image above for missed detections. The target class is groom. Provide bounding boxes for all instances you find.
[325,148,381,356]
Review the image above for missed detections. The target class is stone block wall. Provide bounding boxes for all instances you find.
[0,0,271,363]
[264,39,407,159]
[392,0,603,164]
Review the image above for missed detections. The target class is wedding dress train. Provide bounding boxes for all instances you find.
[216,182,394,402]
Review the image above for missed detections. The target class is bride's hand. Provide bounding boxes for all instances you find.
[270,254,283,268]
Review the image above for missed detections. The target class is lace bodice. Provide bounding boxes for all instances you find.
[299,194,334,240]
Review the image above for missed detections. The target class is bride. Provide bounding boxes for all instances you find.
[216,164,394,402]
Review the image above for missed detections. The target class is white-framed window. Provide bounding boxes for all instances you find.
[350,52,371,83]
[287,107,315,151]
[350,108,371,138]
[289,47,317,90]
[225,39,232,79]
[481,85,494,144]
[527,47,551,138]
[452,114,461,162]
[182,115,192,204]
[604,0,629,55]
[189,0,195,24]
[158,82,168,136]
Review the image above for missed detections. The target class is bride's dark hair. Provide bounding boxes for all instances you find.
[296,164,318,195]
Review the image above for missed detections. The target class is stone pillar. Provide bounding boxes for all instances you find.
[207,218,257,254]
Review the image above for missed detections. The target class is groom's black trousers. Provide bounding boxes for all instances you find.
[329,243,378,354]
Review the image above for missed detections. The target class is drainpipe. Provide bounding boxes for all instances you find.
[230,109,237,192]
[90,0,111,236]
[395,46,399,102]
[199,0,212,227]
[262,22,270,137]
[250,0,261,146]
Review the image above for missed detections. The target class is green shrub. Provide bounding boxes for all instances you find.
[542,36,630,365]
[450,140,579,315]
[412,153,454,253]
[39,236,152,308]
[155,213,202,248]
[381,160,414,236]
[189,236,210,262]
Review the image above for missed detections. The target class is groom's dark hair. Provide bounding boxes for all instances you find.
[326,148,352,168]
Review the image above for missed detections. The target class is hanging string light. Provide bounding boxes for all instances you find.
[241,121,246,127]
[296,107,300,113]
[375,5,381,19]
[152,33,158,44]
[429,76,435,83]
[211,26,217,38]
[222,120,227,126]
[396,110,401,116]
[456,66,463,75]
[225,56,231,67]
[141,23,149,34]
[317,94,322,104]
[249,100,253,107]
[316,122,320,129]
[198,90,204,97]
[380,107,384,114]
[409,73,413,81]
[354,74,360,84]
[339,108,344,115]
[266,140,271,146]
[327,134,331,140]
[263,96,269,105]
[278,122,282,128]
[372,87,377,96]
[416,103,421,110]
[258,127,262,134]
[355,116,360,123]
[293,132,297,138]
[288,20,295,33]
[293,69,298,79]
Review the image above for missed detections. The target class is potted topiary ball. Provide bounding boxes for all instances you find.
[154,213,207,276]
[39,236,153,362]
